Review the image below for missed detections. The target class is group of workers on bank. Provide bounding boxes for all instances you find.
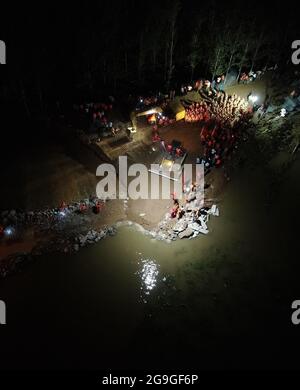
[59,198,105,216]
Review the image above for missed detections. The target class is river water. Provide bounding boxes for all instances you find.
[0,152,300,370]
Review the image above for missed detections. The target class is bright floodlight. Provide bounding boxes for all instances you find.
[280,108,287,117]
[4,227,14,237]
[249,95,258,103]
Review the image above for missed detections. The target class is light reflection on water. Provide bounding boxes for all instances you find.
[136,257,159,301]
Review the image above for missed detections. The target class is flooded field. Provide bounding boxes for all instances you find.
[1,148,299,369]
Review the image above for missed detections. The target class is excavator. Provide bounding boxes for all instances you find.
[130,107,163,132]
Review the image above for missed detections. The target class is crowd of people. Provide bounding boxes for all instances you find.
[185,91,249,128]
[211,92,249,127]
[137,95,159,107]
[197,120,237,170]
[150,116,176,143]
[135,94,176,131]
[151,129,185,159]
[185,102,211,123]
[72,99,125,137]
[239,69,265,84]
[147,80,252,171]
[183,86,252,171]
[74,101,113,117]
[72,101,111,127]
[136,94,169,111]
[196,93,251,170]
[148,113,175,127]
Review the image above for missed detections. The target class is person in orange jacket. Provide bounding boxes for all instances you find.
[80,203,88,213]
[59,201,67,211]
[94,201,103,214]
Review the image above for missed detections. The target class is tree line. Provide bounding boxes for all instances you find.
[0,0,297,118]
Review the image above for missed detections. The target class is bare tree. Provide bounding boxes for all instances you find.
[250,30,264,72]
[188,19,205,81]
[166,0,180,90]
[237,42,249,81]
[224,25,242,83]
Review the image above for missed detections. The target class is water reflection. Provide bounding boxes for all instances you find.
[136,257,159,300]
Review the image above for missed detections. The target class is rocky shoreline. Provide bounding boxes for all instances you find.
[0,186,219,278]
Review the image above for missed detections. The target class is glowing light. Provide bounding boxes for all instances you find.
[280,108,287,117]
[4,227,14,237]
[249,95,258,103]
[128,126,136,133]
